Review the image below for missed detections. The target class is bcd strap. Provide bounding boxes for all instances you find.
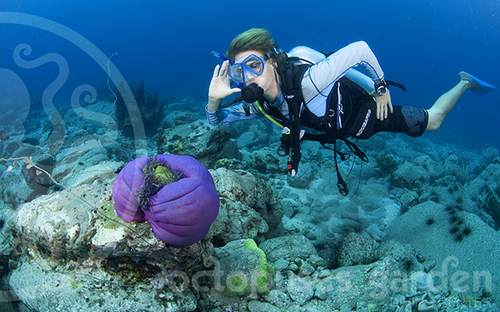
[276,52,310,176]
[319,137,369,196]
[333,141,349,196]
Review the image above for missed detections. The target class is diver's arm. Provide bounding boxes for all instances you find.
[302,41,385,101]
[207,60,246,125]
[207,98,220,113]
[205,101,260,126]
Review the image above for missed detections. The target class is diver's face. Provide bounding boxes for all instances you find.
[233,50,279,101]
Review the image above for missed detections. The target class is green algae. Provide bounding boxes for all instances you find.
[223,239,273,297]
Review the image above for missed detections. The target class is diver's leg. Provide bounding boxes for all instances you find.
[425,79,470,131]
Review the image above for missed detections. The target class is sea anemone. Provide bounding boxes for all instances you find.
[112,154,220,247]
[449,226,459,234]
[425,218,435,226]
[137,158,181,211]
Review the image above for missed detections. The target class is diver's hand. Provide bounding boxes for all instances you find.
[375,89,393,120]
[208,60,241,102]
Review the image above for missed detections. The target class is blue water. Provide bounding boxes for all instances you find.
[1,0,499,148]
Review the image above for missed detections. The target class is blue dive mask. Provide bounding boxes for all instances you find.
[228,54,266,87]
[210,51,269,89]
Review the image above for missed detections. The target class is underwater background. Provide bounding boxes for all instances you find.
[1,1,500,311]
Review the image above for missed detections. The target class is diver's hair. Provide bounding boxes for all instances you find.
[227,28,276,61]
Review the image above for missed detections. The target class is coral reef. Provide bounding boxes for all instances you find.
[1,96,499,311]
[115,81,167,138]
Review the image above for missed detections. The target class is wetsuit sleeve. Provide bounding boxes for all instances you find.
[205,102,260,126]
[302,41,385,102]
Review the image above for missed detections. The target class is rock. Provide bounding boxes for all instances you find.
[272,259,289,271]
[248,151,283,175]
[314,257,400,307]
[391,161,429,188]
[482,146,499,161]
[280,216,318,240]
[170,111,198,126]
[423,259,436,273]
[308,254,326,268]
[463,163,500,228]
[263,289,291,307]
[317,269,330,279]
[398,190,419,208]
[416,298,437,312]
[4,141,20,155]
[64,100,117,132]
[213,158,247,171]
[278,197,300,218]
[378,240,416,266]
[1,168,31,209]
[286,273,314,305]
[442,153,469,182]
[288,263,299,273]
[260,235,318,263]
[208,168,282,245]
[52,138,110,187]
[301,299,336,312]
[9,257,197,312]
[374,153,400,174]
[247,301,280,312]
[159,120,241,168]
[414,155,440,178]
[0,208,15,270]
[299,262,315,276]
[63,160,122,188]
[13,182,98,259]
[337,232,380,267]
[12,176,213,265]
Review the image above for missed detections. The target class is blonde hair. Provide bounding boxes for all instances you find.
[226,28,276,60]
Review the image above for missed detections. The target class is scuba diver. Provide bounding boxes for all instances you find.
[205,28,496,195]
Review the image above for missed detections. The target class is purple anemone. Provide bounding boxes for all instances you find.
[112,154,219,246]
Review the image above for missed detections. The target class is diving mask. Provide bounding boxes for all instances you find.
[228,54,267,86]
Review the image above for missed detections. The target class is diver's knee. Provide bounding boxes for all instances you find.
[426,119,440,131]
[426,108,444,131]
[426,114,442,130]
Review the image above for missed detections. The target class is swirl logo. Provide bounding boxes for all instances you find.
[0,12,147,155]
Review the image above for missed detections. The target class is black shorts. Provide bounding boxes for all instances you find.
[344,100,429,139]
